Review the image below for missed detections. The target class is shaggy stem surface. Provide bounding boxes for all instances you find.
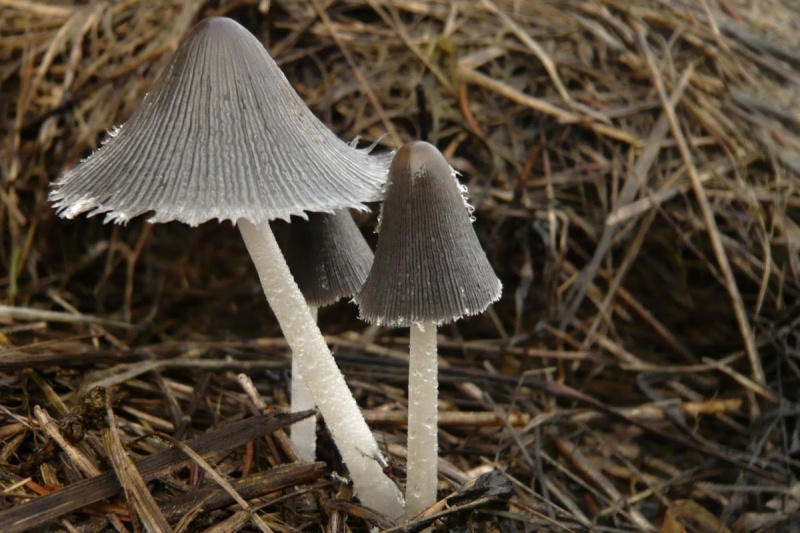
[238,219,404,520]
[405,322,439,521]
[291,305,318,462]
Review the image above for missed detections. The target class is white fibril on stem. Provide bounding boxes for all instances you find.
[238,219,404,519]
[291,305,318,463]
[405,322,439,520]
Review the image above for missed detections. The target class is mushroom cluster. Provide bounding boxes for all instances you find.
[51,17,403,520]
[51,16,502,526]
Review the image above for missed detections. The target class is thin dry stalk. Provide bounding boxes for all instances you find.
[636,26,765,386]
[102,390,172,532]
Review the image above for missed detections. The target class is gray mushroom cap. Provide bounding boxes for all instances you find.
[356,141,502,327]
[49,17,391,226]
[272,209,374,307]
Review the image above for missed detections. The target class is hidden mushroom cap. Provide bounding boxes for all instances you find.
[272,209,374,307]
[356,141,502,327]
[49,17,391,226]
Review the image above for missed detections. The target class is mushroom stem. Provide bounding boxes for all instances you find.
[291,305,318,462]
[405,321,439,520]
[237,218,405,520]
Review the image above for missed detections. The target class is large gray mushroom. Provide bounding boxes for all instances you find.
[356,141,502,520]
[50,17,403,520]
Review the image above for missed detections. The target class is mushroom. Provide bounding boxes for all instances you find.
[272,209,374,462]
[49,17,404,519]
[355,141,502,520]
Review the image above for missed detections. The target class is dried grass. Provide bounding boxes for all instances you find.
[1,0,799,531]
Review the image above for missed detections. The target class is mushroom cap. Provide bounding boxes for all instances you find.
[356,141,502,327]
[272,209,374,307]
[49,17,391,226]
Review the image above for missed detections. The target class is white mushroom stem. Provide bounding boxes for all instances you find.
[291,305,318,463]
[238,219,405,520]
[405,321,439,520]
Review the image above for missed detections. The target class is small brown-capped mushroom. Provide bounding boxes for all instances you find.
[273,209,374,308]
[49,17,403,520]
[272,209,374,462]
[356,141,502,520]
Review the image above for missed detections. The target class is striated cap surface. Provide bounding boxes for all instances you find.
[356,141,501,327]
[49,17,391,226]
[272,209,374,307]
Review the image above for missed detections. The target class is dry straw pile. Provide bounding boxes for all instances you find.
[1,0,799,531]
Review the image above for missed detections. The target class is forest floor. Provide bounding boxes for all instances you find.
[1,0,800,531]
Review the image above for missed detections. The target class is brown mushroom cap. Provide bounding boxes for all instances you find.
[356,141,502,326]
[272,209,374,307]
[50,17,391,226]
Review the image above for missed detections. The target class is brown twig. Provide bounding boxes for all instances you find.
[0,413,309,532]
